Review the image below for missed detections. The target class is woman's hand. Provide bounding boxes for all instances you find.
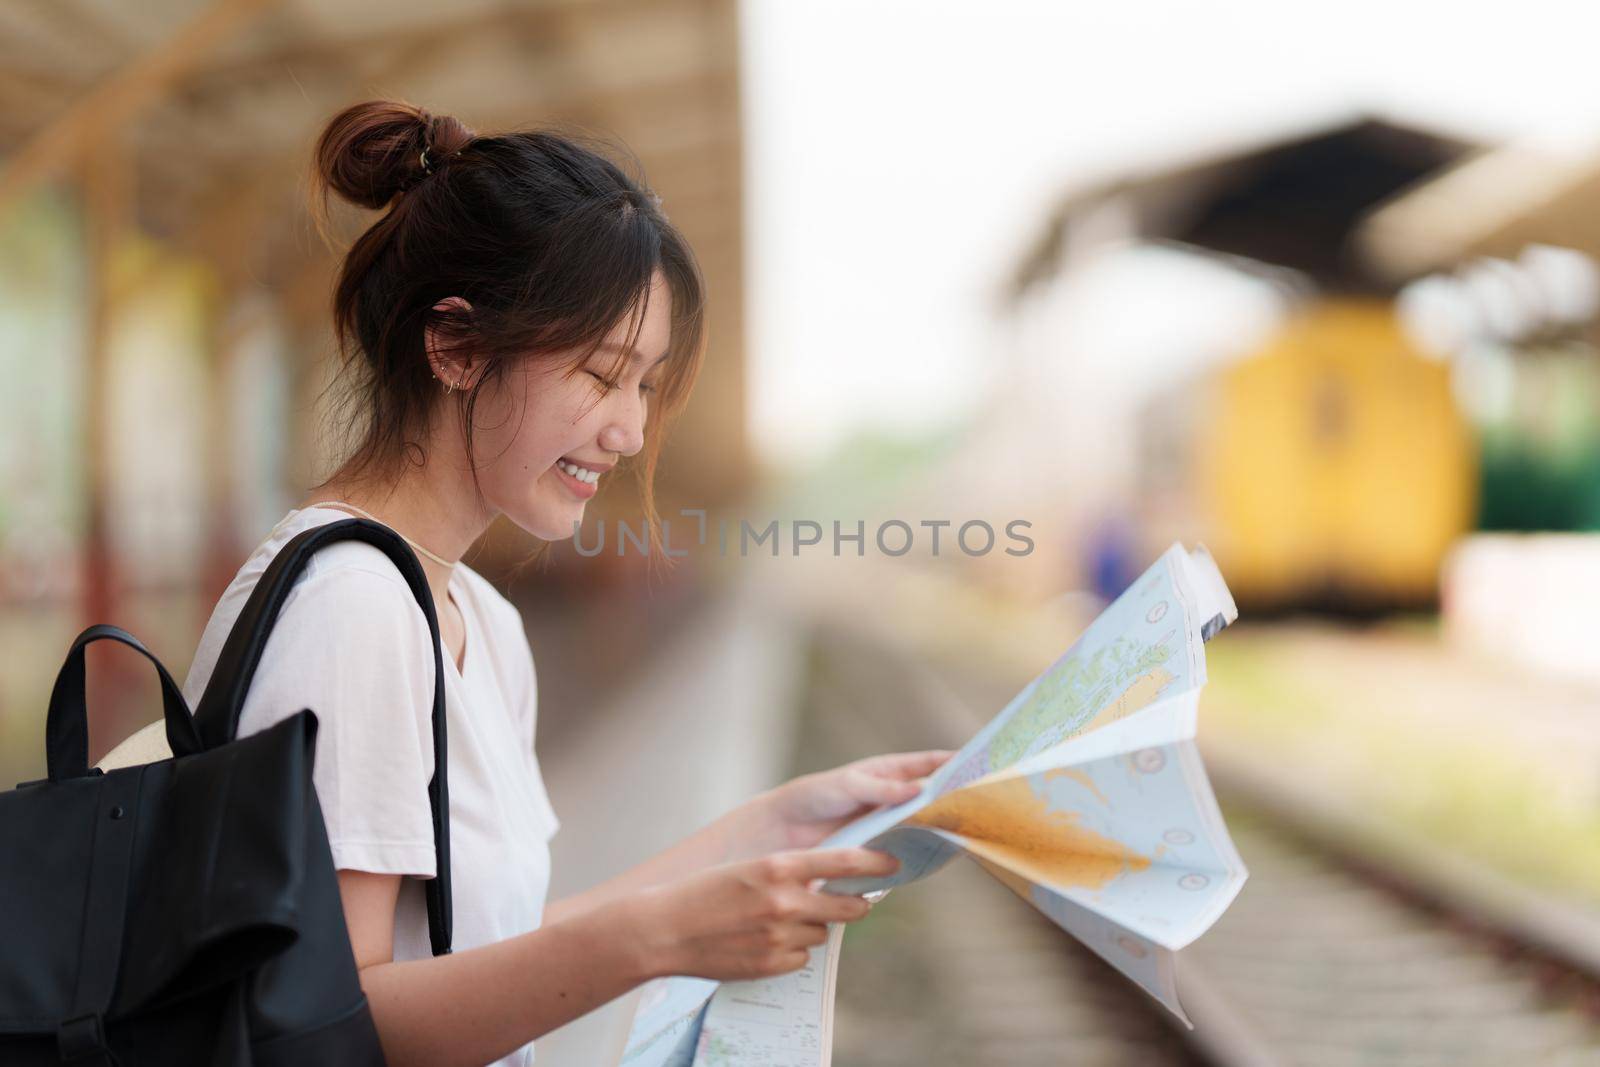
[732,750,956,857]
[624,848,900,981]
[540,750,953,932]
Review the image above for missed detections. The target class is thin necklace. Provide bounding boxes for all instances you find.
[302,500,461,568]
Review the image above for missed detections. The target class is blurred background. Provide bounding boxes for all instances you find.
[6,1,1600,1063]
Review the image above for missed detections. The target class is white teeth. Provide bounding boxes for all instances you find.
[558,460,601,484]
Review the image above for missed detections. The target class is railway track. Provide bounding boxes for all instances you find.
[796,621,1600,1067]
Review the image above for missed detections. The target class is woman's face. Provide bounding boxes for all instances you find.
[461,270,674,541]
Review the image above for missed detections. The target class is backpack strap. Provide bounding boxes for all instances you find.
[46,625,201,783]
[191,518,453,957]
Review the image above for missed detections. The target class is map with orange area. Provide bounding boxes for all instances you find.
[1042,767,1109,806]
[906,775,1150,890]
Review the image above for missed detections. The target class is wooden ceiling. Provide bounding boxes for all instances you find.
[0,0,751,508]
[2,0,738,288]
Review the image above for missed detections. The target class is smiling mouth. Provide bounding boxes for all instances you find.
[552,458,603,499]
[556,458,604,485]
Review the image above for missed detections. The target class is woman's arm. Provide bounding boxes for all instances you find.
[541,800,756,925]
[343,870,650,1067]
[341,846,898,1067]
[544,749,953,926]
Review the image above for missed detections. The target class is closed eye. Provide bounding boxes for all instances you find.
[589,369,657,396]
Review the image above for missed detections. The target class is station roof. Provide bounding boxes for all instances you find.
[1011,117,1479,297]
[0,0,742,302]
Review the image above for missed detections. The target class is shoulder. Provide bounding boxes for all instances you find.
[184,511,442,759]
[240,507,427,618]
[185,510,430,700]
[295,545,424,611]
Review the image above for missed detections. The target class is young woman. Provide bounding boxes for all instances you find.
[179,100,950,1067]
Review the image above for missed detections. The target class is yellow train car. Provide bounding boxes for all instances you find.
[1155,298,1477,612]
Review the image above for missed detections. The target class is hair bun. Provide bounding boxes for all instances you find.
[312,99,476,210]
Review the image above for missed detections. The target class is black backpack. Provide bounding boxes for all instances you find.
[0,518,453,1065]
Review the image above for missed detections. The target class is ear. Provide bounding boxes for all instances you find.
[424,296,475,389]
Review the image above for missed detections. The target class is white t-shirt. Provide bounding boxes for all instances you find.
[182,506,560,1067]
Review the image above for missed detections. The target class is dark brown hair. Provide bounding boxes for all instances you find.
[307,99,705,557]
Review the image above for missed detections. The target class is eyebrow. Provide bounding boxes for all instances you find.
[595,341,670,368]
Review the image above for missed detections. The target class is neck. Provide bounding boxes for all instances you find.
[301,457,495,615]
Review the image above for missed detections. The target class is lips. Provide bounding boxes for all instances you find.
[553,459,600,499]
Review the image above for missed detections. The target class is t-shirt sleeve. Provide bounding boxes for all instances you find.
[234,564,441,878]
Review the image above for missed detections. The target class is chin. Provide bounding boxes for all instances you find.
[505,503,584,543]
[495,470,588,542]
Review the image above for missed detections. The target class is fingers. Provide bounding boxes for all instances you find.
[767,847,900,884]
[841,749,957,807]
[843,767,923,807]
[791,887,873,924]
[865,749,956,780]
[731,920,834,952]
[682,851,890,983]
[739,927,828,977]
[793,921,833,947]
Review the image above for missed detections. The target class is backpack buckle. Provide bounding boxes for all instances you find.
[57,1011,112,1062]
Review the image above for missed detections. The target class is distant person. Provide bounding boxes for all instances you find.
[182,100,949,1067]
[1088,515,1139,603]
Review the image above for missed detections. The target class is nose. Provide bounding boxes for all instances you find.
[597,388,646,458]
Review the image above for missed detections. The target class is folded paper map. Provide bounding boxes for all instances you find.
[622,543,1248,1065]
